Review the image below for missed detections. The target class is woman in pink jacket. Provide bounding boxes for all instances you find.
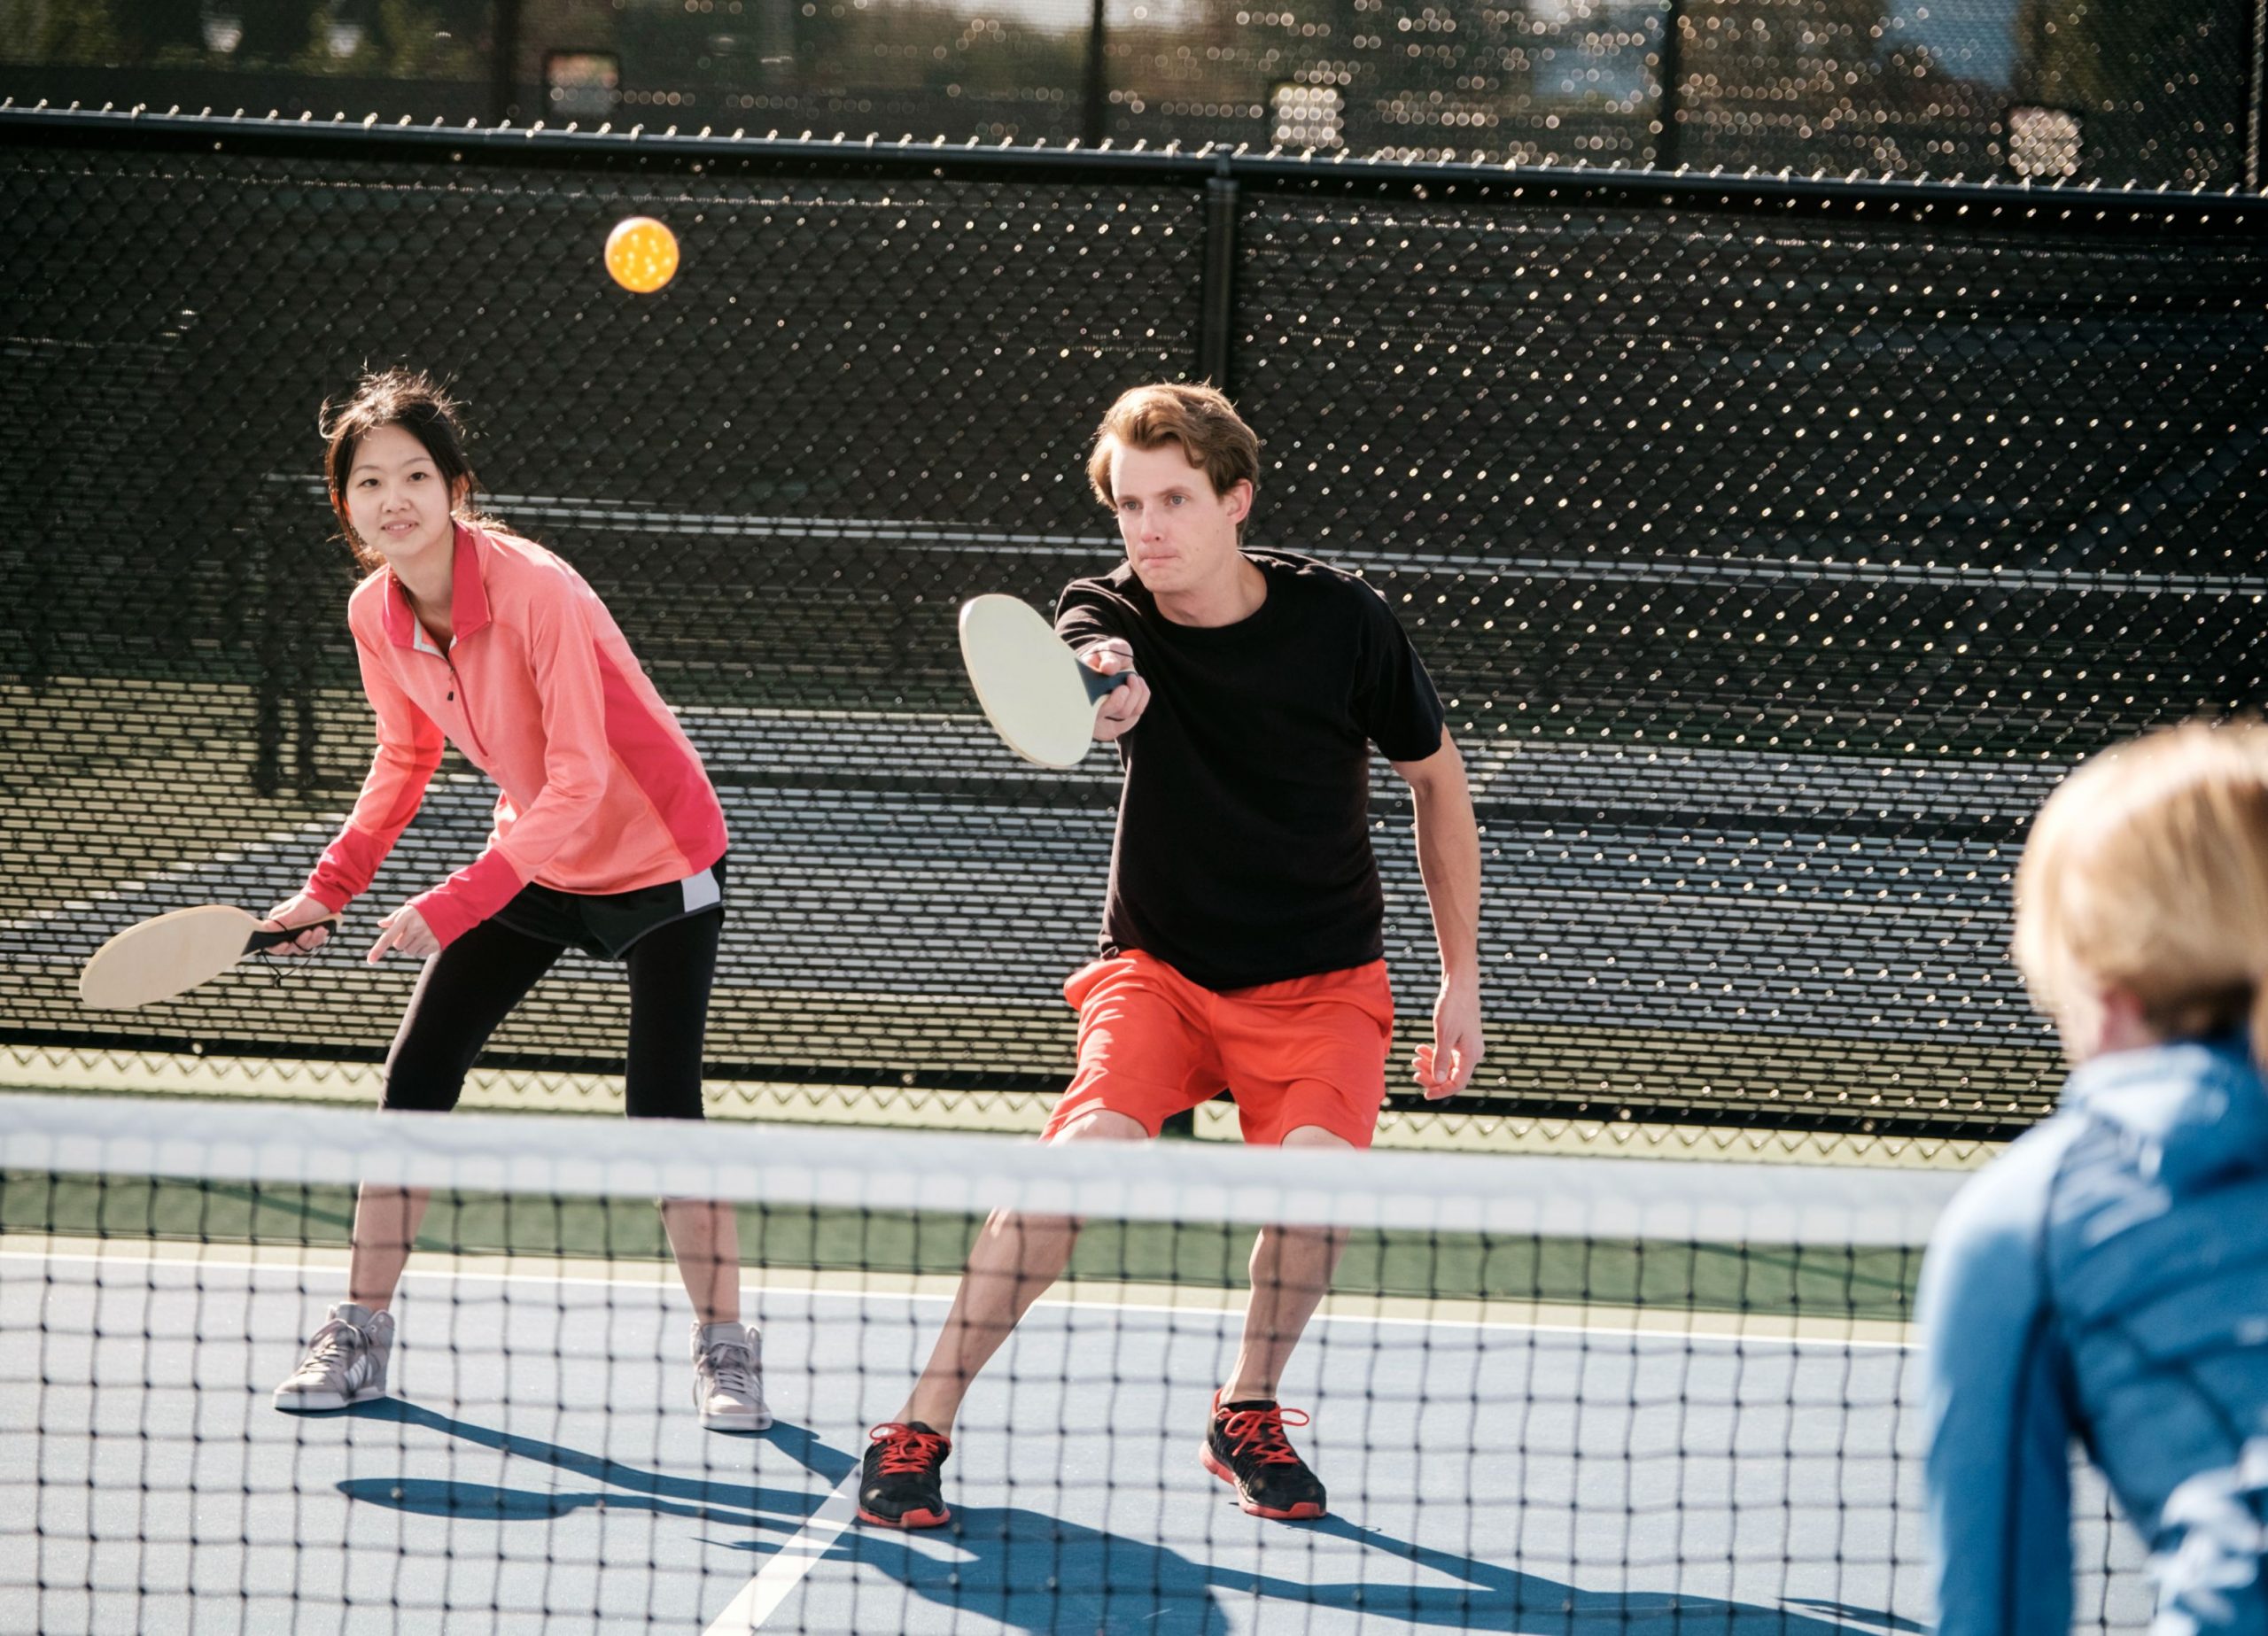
[261,369,764,1430]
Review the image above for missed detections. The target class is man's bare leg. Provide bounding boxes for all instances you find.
[859,1108,1149,1528]
[898,1107,1147,1432]
[1203,1123,1353,1521]
[1220,1124,1354,1404]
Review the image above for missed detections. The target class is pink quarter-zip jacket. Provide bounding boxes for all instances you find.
[299,523,729,948]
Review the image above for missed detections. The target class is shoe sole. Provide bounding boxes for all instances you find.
[701,1407,774,1431]
[1200,1445,1326,1521]
[856,1504,950,1530]
[273,1385,386,1413]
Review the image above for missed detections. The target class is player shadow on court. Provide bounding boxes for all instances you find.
[331,1404,1921,1634]
[778,1424,1921,1634]
[827,1506,1921,1634]
[332,1399,826,1538]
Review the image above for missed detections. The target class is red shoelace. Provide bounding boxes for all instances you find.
[1216,1404,1310,1466]
[870,1423,950,1475]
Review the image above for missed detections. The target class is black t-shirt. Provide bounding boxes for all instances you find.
[1055,548,1446,992]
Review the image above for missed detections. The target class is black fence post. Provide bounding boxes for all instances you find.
[1182,167,1240,1136]
[2248,0,2264,191]
[1084,0,1108,147]
[492,0,524,124]
[1655,0,1685,170]
[1200,158,1239,391]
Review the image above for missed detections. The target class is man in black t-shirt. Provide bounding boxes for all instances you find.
[860,383,1484,1531]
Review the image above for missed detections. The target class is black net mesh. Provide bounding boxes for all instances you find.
[0,1094,2155,1630]
[4,110,2266,1138]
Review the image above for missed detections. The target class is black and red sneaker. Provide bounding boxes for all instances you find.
[1200,1391,1327,1520]
[858,1421,952,1529]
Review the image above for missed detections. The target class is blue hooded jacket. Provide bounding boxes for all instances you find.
[1920,1033,2268,1633]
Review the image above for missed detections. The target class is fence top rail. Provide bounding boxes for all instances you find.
[5,100,2265,229]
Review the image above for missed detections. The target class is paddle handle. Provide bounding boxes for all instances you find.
[1079,666,1134,705]
[244,917,339,955]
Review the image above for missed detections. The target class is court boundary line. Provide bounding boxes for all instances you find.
[700,1469,863,1635]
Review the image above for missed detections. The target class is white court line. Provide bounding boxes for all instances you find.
[701,1469,864,1635]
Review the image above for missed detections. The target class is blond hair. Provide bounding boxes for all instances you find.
[1086,383,1260,511]
[2014,719,2268,1059]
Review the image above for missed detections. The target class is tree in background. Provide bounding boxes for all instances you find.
[5,0,125,60]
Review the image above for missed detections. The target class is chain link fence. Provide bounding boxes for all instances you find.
[3,107,2264,1138]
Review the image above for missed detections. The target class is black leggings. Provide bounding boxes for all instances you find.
[380,909,722,1119]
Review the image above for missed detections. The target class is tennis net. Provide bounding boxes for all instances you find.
[0,1093,2147,1632]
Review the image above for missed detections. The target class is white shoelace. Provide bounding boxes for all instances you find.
[291,1321,363,1381]
[701,1341,755,1397]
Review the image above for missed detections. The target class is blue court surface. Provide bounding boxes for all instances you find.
[2,1249,2145,1633]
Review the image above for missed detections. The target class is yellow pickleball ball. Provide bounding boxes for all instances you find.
[604,216,680,294]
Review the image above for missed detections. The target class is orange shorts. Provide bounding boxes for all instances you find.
[1042,950,1395,1149]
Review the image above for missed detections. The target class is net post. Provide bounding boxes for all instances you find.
[2248,0,2265,192]
[1082,0,1108,150]
[491,0,525,125]
[1654,0,1686,171]
[1199,158,1239,393]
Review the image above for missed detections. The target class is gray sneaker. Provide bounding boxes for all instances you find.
[691,1321,770,1430]
[273,1302,395,1412]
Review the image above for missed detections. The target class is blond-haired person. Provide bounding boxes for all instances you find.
[857,383,1485,1529]
[1920,720,2268,1633]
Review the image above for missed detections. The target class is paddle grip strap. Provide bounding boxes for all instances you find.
[243,918,339,956]
[1080,667,1134,704]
